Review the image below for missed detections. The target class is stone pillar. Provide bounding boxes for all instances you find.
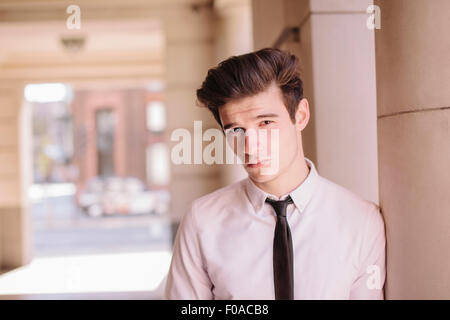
[252,0,379,204]
[214,0,254,185]
[0,82,33,270]
[163,8,221,234]
[375,0,450,299]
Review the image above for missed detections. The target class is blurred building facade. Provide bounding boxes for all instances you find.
[71,88,166,189]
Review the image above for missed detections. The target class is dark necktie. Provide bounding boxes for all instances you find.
[265,195,294,300]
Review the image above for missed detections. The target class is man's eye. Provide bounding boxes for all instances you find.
[225,127,245,136]
[261,120,273,126]
[232,127,245,134]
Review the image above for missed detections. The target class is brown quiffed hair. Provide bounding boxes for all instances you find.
[196,47,303,128]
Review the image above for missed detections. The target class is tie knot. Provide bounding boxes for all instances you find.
[265,196,293,217]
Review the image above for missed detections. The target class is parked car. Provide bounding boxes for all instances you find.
[78,176,169,217]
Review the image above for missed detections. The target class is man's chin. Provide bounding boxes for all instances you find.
[245,166,279,183]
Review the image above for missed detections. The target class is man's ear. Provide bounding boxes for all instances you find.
[295,98,310,131]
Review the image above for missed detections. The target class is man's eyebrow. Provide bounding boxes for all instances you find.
[223,114,279,130]
[255,113,279,119]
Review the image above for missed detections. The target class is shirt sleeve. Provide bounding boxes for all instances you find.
[164,201,214,300]
[349,204,386,300]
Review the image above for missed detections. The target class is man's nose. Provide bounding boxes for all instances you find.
[244,130,259,156]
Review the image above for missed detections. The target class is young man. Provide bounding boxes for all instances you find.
[164,48,386,300]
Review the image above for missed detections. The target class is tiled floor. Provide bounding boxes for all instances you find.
[0,191,175,300]
[0,251,171,299]
[0,291,159,300]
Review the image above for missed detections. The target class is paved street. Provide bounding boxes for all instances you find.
[32,193,173,257]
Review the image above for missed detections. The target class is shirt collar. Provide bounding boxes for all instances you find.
[245,157,319,215]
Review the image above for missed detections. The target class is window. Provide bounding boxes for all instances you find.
[146,101,166,132]
[24,83,73,103]
[146,143,170,186]
[96,109,116,177]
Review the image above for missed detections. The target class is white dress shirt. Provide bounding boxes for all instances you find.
[165,158,386,300]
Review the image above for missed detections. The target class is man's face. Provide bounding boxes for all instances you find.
[219,82,306,183]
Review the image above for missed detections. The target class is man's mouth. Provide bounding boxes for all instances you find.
[245,159,271,168]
